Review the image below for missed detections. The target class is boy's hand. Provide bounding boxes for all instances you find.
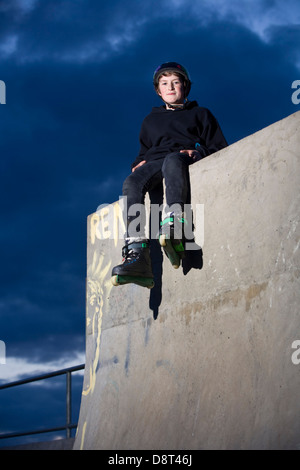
[180,149,200,159]
[132,160,146,172]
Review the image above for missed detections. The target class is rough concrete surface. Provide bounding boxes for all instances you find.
[74,111,300,450]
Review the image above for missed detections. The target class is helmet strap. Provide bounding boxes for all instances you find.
[164,98,189,110]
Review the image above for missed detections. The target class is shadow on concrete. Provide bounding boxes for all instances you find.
[148,183,203,320]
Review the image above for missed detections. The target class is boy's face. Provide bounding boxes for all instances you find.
[157,73,185,105]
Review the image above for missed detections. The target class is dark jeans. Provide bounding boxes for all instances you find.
[122,151,194,238]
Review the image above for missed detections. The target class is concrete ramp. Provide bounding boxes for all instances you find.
[74,112,300,450]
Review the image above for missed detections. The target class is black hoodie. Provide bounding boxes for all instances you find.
[131,101,228,170]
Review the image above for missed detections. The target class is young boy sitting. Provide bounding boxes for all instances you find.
[111,62,227,288]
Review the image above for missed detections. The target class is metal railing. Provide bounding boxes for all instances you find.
[0,363,85,441]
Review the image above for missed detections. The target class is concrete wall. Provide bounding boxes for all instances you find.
[74,111,300,450]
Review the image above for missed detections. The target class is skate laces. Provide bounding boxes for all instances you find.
[122,242,148,262]
[122,246,136,262]
[160,212,187,239]
[160,212,187,225]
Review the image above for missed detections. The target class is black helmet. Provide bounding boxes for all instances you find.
[153,62,192,97]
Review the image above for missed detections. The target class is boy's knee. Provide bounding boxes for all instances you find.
[162,151,187,172]
[122,173,136,195]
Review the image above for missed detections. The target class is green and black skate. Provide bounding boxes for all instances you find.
[158,213,186,269]
[111,240,154,289]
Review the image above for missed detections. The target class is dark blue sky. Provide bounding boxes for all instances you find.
[0,0,299,445]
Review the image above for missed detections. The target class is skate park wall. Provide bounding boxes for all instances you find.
[74,111,300,450]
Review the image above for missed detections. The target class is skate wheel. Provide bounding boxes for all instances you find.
[159,234,167,247]
[173,263,180,269]
[111,275,119,286]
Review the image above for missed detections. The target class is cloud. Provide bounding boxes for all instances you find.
[155,0,300,71]
[1,0,298,77]
[0,351,85,384]
[18,0,38,12]
[165,0,300,40]
[0,34,18,58]
[3,0,39,14]
[0,0,148,63]
[1,0,299,72]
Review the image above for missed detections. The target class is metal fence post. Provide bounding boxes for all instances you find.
[0,363,85,442]
[66,371,72,438]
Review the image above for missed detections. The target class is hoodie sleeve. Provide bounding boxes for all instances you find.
[194,108,228,160]
[131,119,152,170]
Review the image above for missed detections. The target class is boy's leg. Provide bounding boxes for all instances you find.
[122,159,164,239]
[112,160,164,288]
[159,152,193,268]
[161,151,192,209]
